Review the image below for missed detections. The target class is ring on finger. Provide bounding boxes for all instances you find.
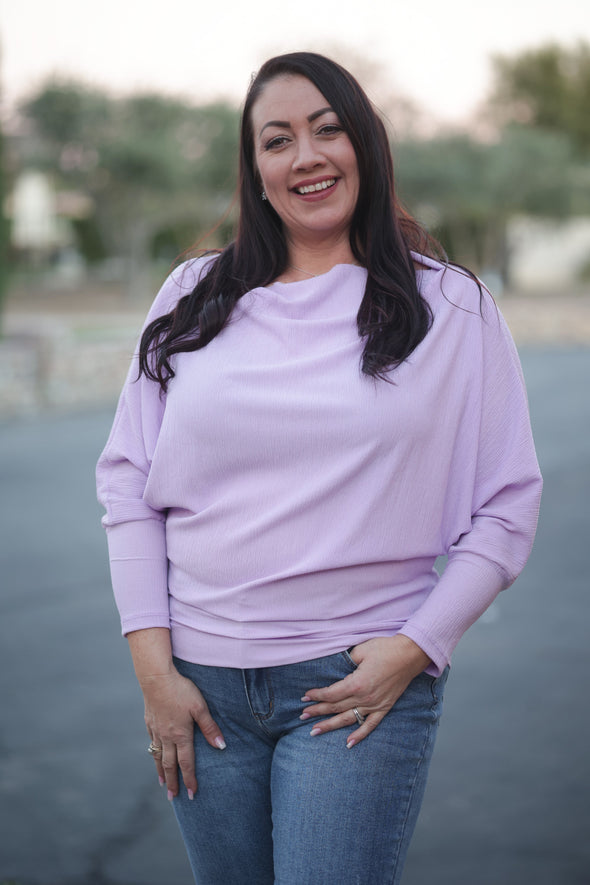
[148,742,163,756]
[352,707,365,726]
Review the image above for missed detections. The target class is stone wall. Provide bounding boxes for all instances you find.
[0,315,140,419]
[1,292,590,420]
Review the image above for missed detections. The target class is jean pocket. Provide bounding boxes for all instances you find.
[339,648,359,673]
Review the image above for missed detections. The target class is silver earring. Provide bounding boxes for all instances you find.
[261,190,267,201]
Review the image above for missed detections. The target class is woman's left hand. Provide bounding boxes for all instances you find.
[301,635,432,748]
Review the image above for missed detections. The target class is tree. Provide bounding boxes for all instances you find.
[17,81,240,295]
[396,127,585,283]
[488,42,590,154]
[0,111,8,328]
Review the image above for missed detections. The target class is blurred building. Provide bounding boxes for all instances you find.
[7,169,92,283]
[9,170,68,255]
[509,217,590,293]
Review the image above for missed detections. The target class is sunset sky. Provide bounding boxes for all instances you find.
[2,0,589,125]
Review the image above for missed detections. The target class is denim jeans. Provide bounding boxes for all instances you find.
[172,650,448,885]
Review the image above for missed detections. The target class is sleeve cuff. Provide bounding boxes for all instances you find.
[105,518,170,634]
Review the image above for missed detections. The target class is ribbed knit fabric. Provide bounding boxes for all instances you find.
[96,256,542,676]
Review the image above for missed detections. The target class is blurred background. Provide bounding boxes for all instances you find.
[1,0,590,413]
[0,2,589,884]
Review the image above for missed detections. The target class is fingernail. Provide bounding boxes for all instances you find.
[215,736,227,750]
[310,727,322,736]
[346,739,356,749]
[158,776,165,787]
[301,695,311,702]
[167,790,174,802]
[299,712,311,720]
[188,789,195,801]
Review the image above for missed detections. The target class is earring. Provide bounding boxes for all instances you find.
[261,190,267,201]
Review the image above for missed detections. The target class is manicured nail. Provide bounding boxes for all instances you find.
[310,727,322,736]
[215,736,227,750]
[299,712,311,720]
[158,776,165,787]
[301,695,311,702]
[346,739,356,749]
[167,790,174,801]
[188,789,195,801]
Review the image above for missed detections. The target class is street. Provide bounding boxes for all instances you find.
[0,346,588,885]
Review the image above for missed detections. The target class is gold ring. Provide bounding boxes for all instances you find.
[148,742,163,756]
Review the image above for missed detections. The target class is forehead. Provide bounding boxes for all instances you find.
[251,75,331,130]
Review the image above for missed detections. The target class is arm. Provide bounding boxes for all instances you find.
[399,299,542,673]
[128,628,226,798]
[301,294,542,745]
[97,259,224,794]
[300,635,432,749]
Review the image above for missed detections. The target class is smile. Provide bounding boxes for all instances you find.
[294,178,337,195]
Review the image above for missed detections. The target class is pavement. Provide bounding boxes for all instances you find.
[0,306,589,882]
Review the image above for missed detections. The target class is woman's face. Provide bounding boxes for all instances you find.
[250,75,360,248]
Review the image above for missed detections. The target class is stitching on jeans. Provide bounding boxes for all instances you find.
[242,669,275,735]
[256,670,275,721]
[387,678,443,883]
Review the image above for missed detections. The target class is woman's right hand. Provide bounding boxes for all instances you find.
[139,667,226,800]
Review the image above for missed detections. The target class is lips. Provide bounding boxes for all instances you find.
[293,178,337,195]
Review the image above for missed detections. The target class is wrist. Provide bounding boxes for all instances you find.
[127,627,176,683]
[393,634,432,673]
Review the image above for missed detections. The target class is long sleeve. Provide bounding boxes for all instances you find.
[96,259,207,634]
[96,260,542,670]
[399,293,542,674]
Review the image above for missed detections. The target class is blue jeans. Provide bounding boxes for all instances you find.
[172,651,448,885]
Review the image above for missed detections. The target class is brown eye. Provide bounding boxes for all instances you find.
[264,135,290,151]
[318,124,343,135]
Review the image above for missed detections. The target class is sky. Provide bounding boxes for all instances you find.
[1,0,589,126]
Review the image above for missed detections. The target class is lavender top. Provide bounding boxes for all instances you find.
[96,256,542,676]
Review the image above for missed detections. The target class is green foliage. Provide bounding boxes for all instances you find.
[0,115,8,324]
[396,126,587,274]
[22,80,110,146]
[396,42,590,278]
[18,80,240,274]
[13,42,590,293]
[489,42,590,154]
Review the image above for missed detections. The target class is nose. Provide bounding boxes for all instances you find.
[292,134,324,170]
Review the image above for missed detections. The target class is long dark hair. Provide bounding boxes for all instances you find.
[139,51,445,390]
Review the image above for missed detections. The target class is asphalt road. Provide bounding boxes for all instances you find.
[0,347,588,885]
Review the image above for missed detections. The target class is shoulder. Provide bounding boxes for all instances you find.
[412,252,488,314]
[163,253,219,302]
[413,252,518,357]
[146,254,219,321]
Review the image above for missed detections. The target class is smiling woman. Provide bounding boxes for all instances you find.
[96,51,542,885]
[251,75,360,271]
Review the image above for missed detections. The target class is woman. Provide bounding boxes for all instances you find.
[96,52,542,884]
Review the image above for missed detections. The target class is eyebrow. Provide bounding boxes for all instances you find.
[259,106,334,137]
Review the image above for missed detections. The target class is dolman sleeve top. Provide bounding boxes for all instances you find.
[96,255,542,676]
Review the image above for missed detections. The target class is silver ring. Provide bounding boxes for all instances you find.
[148,742,162,756]
[352,707,365,726]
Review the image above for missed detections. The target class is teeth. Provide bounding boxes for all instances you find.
[296,178,336,194]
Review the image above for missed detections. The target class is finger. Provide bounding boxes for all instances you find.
[161,742,180,798]
[300,695,357,720]
[308,708,357,734]
[147,733,166,785]
[344,712,385,748]
[152,754,165,785]
[302,672,357,705]
[311,710,385,747]
[192,704,227,751]
[176,736,198,798]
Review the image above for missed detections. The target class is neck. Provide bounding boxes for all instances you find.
[286,235,357,281]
